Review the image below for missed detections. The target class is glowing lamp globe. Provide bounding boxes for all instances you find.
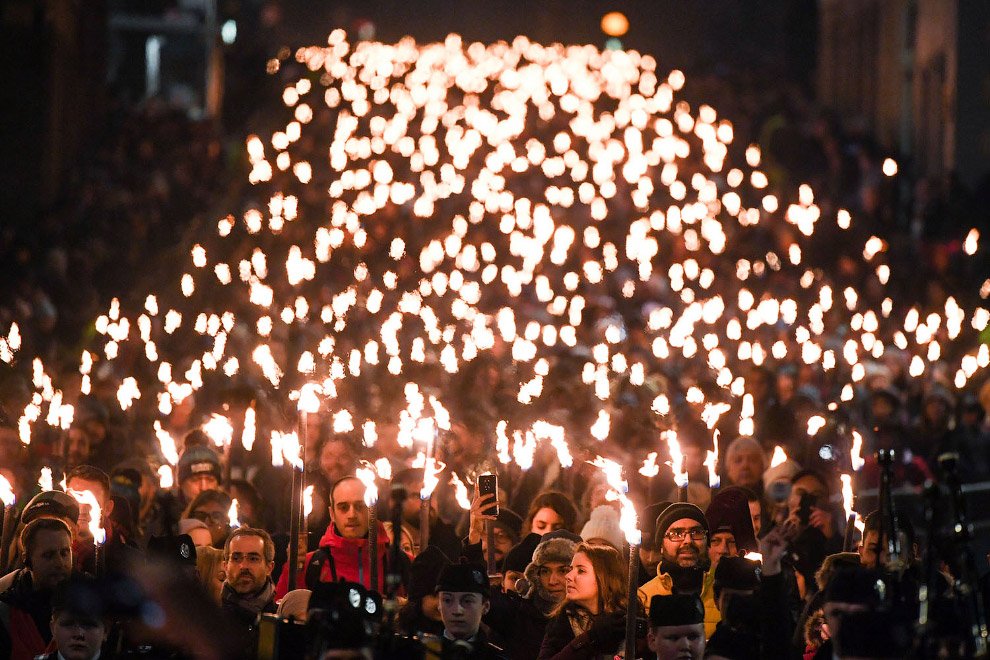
[601,12,629,37]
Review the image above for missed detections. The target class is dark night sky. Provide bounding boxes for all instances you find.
[270,0,804,73]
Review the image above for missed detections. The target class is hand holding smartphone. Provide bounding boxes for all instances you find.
[478,473,499,517]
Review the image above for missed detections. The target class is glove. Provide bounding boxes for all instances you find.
[588,611,626,648]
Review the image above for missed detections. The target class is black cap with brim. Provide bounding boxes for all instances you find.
[435,560,490,597]
[21,490,80,526]
[147,534,198,568]
[648,593,705,627]
[713,557,761,595]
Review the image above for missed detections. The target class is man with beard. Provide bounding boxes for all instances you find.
[639,502,721,637]
[0,519,74,660]
[221,527,277,658]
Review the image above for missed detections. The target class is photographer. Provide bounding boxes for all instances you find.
[782,470,842,598]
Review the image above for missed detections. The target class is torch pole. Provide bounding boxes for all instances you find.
[287,410,307,592]
[95,541,103,578]
[369,501,379,592]
[0,505,12,572]
[678,482,688,503]
[486,520,497,576]
[625,542,640,659]
[843,513,858,552]
[419,495,431,551]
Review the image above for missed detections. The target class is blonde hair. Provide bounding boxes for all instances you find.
[195,545,225,604]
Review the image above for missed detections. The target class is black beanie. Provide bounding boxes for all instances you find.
[408,546,453,600]
[705,487,758,554]
[503,533,542,573]
[824,567,888,607]
[713,557,761,599]
[493,508,524,544]
[654,502,709,545]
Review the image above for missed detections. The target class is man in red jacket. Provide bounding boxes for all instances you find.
[276,475,404,599]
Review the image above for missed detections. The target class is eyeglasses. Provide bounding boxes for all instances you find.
[192,510,227,525]
[664,527,707,542]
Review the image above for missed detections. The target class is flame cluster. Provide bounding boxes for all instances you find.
[1,31,988,508]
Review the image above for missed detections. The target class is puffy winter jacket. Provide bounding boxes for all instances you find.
[275,521,392,599]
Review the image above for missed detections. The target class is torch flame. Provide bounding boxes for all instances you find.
[357,464,380,506]
[67,489,105,545]
[840,473,855,521]
[374,458,392,481]
[154,421,179,465]
[202,414,234,449]
[639,452,660,478]
[0,475,15,506]
[429,396,450,430]
[589,456,640,545]
[304,485,314,517]
[770,446,787,468]
[38,467,53,492]
[744,552,763,562]
[420,457,446,500]
[270,430,302,469]
[450,472,472,510]
[229,499,241,528]
[665,431,689,488]
[850,431,865,471]
[705,429,720,488]
[495,421,512,464]
[242,405,256,451]
[298,383,322,413]
[158,465,173,488]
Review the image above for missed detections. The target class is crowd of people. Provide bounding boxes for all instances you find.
[1,21,990,660]
[0,426,982,659]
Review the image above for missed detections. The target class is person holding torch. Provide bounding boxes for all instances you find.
[274,475,406,598]
[639,502,721,638]
[537,542,647,659]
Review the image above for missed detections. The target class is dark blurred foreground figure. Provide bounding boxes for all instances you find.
[36,574,109,660]
[0,519,74,660]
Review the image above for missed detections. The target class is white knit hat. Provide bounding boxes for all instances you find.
[580,505,624,550]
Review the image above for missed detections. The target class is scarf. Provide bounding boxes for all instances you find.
[222,578,276,616]
[658,559,706,594]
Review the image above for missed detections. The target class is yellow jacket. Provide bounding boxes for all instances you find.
[638,565,721,638]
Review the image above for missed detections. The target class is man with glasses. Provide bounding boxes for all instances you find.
[639,502,721,637]
[221,527,277,658]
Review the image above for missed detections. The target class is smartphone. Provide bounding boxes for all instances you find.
[797,492,817,525]
[478,474,499,517]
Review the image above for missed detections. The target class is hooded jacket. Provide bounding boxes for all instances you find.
[275,520,391,599]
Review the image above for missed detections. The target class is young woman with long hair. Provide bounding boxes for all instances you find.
[538,542,644,659]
